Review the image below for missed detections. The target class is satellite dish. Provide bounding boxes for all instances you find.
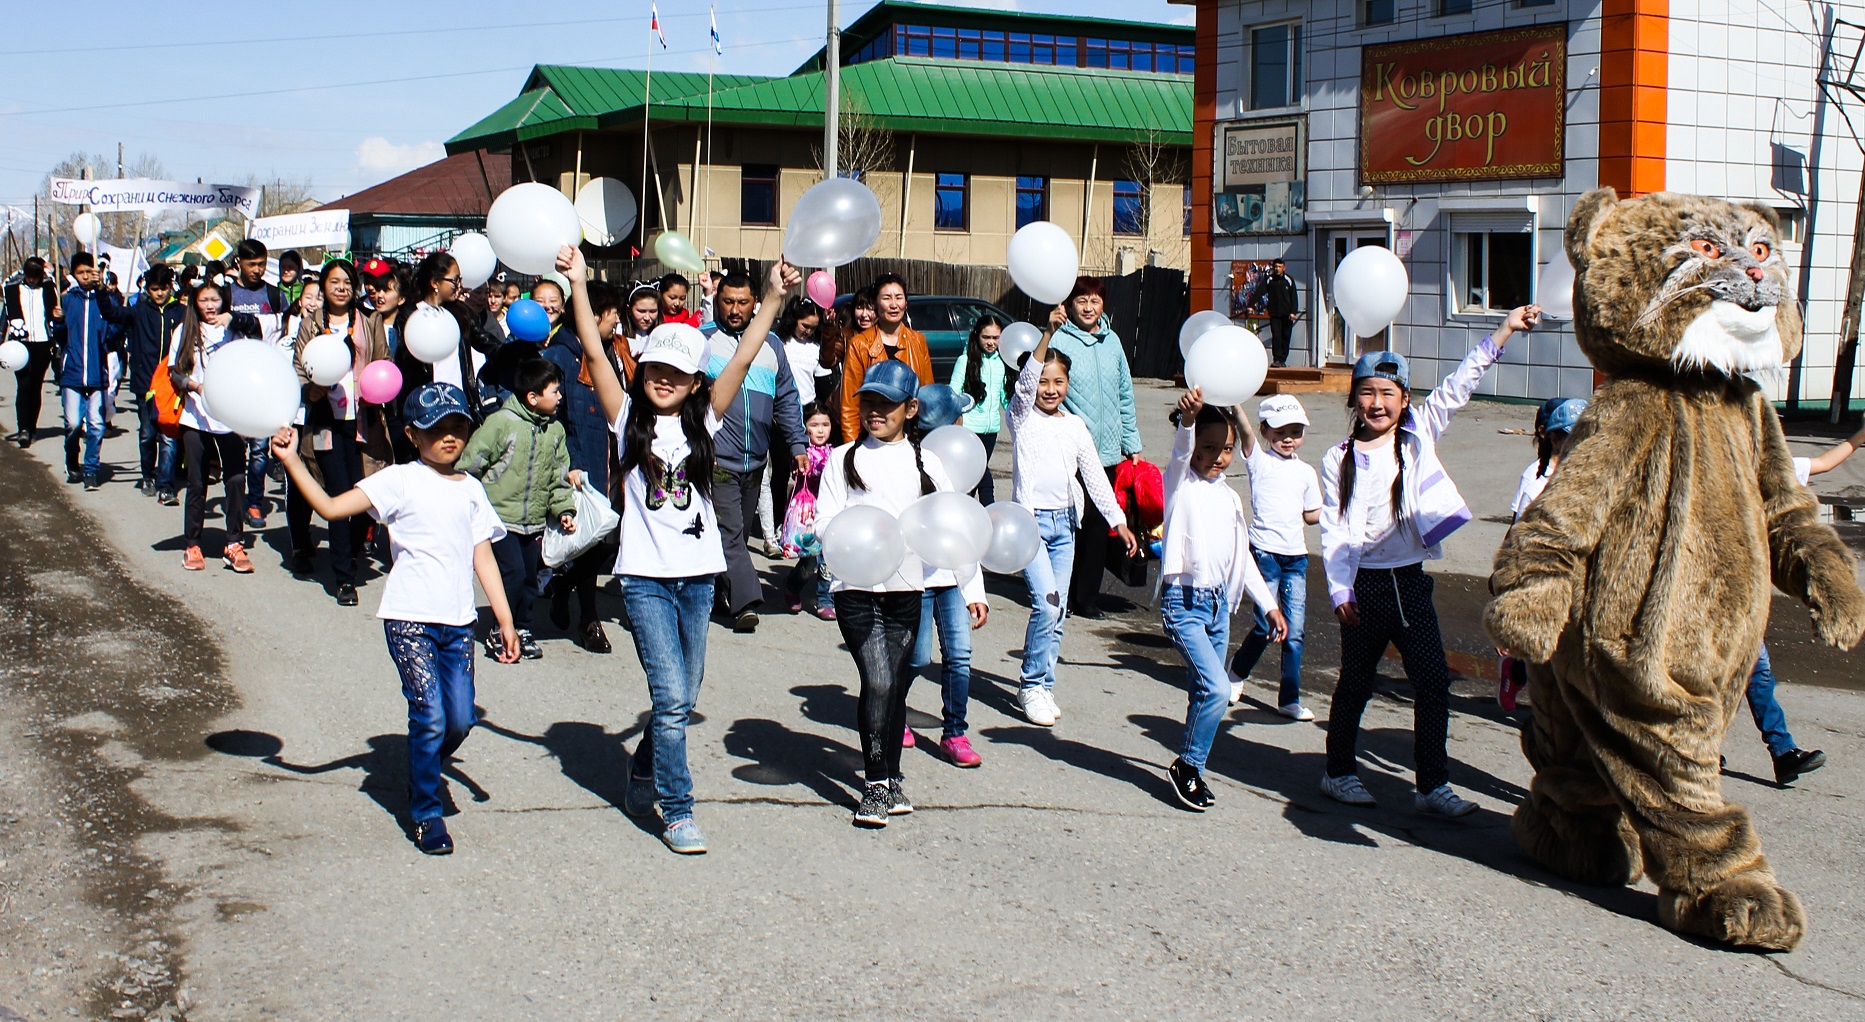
[574,177,638,247]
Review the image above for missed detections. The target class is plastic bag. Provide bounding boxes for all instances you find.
[542,477,621,567]
[781,472,820,558]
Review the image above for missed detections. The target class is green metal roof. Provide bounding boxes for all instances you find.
[447,65,770,153]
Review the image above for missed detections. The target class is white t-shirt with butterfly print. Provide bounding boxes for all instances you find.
[610,393,727,579]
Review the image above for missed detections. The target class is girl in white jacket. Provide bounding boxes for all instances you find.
[1318,304,1538,818]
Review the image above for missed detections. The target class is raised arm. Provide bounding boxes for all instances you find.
[711,261,801,418]
[556,245,625,424]
[1415,304,1539,441]
[1804,421,1865,477]
[1754,390,1865,647]
[270,427,376,520]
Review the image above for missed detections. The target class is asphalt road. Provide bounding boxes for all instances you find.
[2,373,1863,1020]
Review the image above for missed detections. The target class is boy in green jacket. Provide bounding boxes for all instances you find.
[459,358,577,660]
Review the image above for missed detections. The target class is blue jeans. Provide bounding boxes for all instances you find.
[620,575,714,823]
[1020,508,1077,691]
[910,585,974,738]
[136,391,177,491]
[1745,644,1798,757]
[1229,550,1308,706]
[1161,584,1231,772]
[383,620,478,824]
[61,386,105,475]
[246,437,272,512]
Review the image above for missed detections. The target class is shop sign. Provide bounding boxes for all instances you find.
[1215,119,1305,235]
[1360,25,1565,184]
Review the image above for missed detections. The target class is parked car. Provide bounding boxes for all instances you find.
[836,294,1018,378]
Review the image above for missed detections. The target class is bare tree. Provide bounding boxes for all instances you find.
[34,150,181,255]
[1121,126,1190,267]
[811,91,897,182]
[243,175,318,219]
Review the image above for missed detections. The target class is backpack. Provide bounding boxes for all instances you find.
[147,364,183,438]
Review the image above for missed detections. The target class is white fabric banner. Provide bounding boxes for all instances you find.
[97,243,151,291]
[49,178,260,218]
[249,208,350,250]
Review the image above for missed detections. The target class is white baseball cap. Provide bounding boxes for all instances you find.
[1257,394,1310,428]
[636,323,710,375]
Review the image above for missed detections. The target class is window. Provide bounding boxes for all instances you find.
[1016,176,1048,229]
[1365,0,1397,24]
[1250,23,1302,110]
[1440,0,1474,13]
[1518,0,1559,6]
[1113,180,1145,236]
[1453,231,1534,313]
[932,26,957,58]
[741,164,778,226]
[934,173,969,231]
[1774,207,1807,243]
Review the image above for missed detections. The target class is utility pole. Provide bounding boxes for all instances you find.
[824,0,841,179]
[117,142,123,179]
[1832,174,1865,423]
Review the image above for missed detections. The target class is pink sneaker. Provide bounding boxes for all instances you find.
[813,605,837,621]
[902,726,916,749]
[1497,655,1526,711]
[940,734,982,768]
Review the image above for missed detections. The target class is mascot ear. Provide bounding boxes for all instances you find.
[1566,187,1620,270]
[1740,202,1784,234]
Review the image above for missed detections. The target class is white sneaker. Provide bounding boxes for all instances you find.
[1414,784,1478,818]
[1277,702,1315,722]
[1227,669,1246,706]
[1044,689,1062,719]
[1319,773,1377,806]
[1019,688,1056,727]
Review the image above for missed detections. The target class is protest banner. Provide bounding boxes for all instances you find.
[249,209,350,250]
[48,178,261,218]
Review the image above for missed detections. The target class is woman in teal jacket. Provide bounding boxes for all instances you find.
[949,313,1009,505]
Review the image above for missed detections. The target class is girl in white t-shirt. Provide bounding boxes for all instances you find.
[1510,398,1586,522]
[272,381,519,857]
[168,280,262,573]
[561,246,800,856]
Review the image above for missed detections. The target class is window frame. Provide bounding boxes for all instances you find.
[740,163,779,227]
[1438,0,1474,14]
[934,172,970,232]
[1112,179,1145,237]
[1364,0,1397,25]
[1016,175,1049,230]
[1450,230,1535,316]
[1249,21,1303,111]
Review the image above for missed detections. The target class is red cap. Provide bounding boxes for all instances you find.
[361,257,392,277]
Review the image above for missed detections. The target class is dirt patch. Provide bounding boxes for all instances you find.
[0,443,236,1020]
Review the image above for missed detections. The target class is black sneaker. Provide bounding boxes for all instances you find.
[336,583,359,607]
[517,629,543,659]
[888,777,914,816]
[291,551,314,576]
[66,469,80,484]
[485,632,507,661]
[137,479,156,497]
[83,473,100,491]
[157,491,179,507]
[1774,748,1827,785]
[414,818,453,855]
[733,610,759,634]
[1168,758,1214,812]
[853,782,892,828]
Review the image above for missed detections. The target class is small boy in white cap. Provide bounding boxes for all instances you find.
[1227,393,1322,720]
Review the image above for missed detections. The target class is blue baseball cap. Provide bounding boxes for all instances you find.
[913,384,975,429]
[403,382,474,430]
[1545,398,1587,434]
[856,360,922,405]
[1351,350,1411,390]
[1533,396,1566,432]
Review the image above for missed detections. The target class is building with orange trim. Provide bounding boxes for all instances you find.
[1179,0,1862,408]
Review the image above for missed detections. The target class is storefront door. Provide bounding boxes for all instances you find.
[1317,230,1393,364]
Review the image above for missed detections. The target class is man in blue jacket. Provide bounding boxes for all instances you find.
[703,273,807,633]
[122,265,185,501]
[53,252,133,489]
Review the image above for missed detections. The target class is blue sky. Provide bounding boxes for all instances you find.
[0,0,1189,209]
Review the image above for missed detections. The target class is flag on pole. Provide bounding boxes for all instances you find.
[651,2,668,49]
[710,4,724,55]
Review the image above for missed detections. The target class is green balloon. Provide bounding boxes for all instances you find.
[653,231,705,275]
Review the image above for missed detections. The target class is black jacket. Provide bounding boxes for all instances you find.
[4,280,59,344]
[123,297,187,395]
[1255,272,1299,319]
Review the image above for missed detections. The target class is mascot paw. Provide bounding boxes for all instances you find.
[1658,876,1806,952]
[1512,799,1642,886]
[1809,573,1865,650]
[1484,581,1570,663]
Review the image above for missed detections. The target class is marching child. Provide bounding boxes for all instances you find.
[815,360,987,827]
[1496,397,1586,709]
[782,402,837,620]
[1319,304,1539,817]
[458,357,578,661]
[1226,394,1322,719]
[1159,388,1285,811]
[272,382,520,856]
[560,245,799,855]
[1010,317,1138,729]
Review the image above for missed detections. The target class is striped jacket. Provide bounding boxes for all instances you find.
[703,324,806,473]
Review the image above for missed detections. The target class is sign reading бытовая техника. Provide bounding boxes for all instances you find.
[1359,24,1567,185]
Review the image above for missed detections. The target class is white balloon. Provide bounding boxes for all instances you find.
[300,333,352,387]
[201,339,301,439]
[1006,221,1080,305]
[1178,309,1233,358]
[921,424,987,493]
[784,178,883,268]
[898,492,993,570]
[1333,245,1409,337]
[72,212,101,246]
[1536,248,1576,321]
[981,501,1043,574]
[574,177,638,247]
[1184,325,1269,407]
[449,232,497,289]
[997,321,1043,368]
[821,505,907,587]
[0,339,28,372]
[403,305,462,364]
[485,182,582,275]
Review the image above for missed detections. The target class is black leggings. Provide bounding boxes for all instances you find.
[1068,464,1119,614]
[181,426,247,548]
[1325,563,1454,793]
[12,342,53,436]
[314,431,368,585]
[834,589,922,784]
[555,540,617,626]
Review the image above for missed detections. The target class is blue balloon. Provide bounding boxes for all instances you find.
[506,298,550,342]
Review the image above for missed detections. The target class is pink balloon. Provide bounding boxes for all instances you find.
[357,360,403,406]
[806,270,837,310]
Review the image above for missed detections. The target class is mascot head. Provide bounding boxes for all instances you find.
[1566,188,1801,378]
